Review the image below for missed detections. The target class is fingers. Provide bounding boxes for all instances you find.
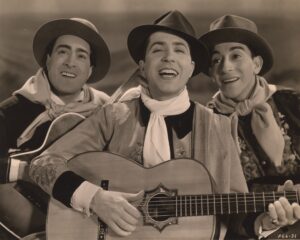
[269,197,298,226]
[108,221,132,237]
[283,180,295,191]
[292,203,300,219]
[92,190,141,236]
[122,191,143,219]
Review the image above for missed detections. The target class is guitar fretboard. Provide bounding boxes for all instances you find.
[147,191,299,218]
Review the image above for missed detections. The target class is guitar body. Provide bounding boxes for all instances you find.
[47,152,221,240]
[0,113,85,238]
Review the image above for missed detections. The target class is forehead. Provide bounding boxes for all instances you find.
[212,42,252,55]
[147,31,190,48]
[54,35,91,53]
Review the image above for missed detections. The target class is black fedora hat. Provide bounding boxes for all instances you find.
[199,15,274,75]
[127,10,209,76]
[33,18,110,83]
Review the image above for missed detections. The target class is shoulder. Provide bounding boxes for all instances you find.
[194,101,231,126]
[273,87,300,102]
[96,98,140,122]
[272,87,300,112]
[0,94,44,113]
[88,87,110,105]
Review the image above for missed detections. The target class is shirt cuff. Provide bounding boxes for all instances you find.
[258,225,280,239]
[70,181,101,217]
[9,158,21,182]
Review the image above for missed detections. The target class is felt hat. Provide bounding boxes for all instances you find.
[33,18,111,83]
[200,14,274,75]
[127,10,209,76]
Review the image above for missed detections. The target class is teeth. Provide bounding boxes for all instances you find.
[61,71,76,78]
[159,69,178,76]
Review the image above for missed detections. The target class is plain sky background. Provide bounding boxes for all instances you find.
[1,0,300,102]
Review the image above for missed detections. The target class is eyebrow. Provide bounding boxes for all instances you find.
[55,44,90,55]
[212,46,246,55]
[148,41,189,50]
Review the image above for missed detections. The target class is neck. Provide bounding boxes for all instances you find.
[52,90,82,104]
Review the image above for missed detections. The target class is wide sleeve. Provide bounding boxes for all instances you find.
[29,104,116,199]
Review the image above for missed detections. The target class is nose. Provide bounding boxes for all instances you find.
[162,49,175,62]
[220,57,233,73]
[64,52,76,67]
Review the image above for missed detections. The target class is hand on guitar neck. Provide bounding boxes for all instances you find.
[90,189,144,236]
[255,180,300,234]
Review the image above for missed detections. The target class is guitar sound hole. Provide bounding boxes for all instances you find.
[147,194,175,222]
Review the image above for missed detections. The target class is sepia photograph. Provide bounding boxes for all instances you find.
[1,0,300,239]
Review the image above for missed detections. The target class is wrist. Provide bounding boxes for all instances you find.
[90,187,104,213]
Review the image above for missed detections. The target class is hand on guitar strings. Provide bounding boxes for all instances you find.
[90,189,144,236]
[258,180,300,232]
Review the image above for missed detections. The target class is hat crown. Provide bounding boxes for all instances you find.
[210,15,258,34]
[70,17,100,34]
[153,10,196,37]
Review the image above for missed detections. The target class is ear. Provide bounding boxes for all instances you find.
[88,65,93,79]
[253,55,263,75]
[189,60,195,78]
[46,54,51,69]
[138,60,146,78]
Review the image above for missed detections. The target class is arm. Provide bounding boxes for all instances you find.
[0,95,44,183]
[29,104,141,236]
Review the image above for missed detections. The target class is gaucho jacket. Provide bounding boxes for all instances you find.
[30,98,250,239]
[212,88,300,191]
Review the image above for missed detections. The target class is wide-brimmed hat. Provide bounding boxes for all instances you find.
[33,18,110,83]
[199,15,274,75]
[127,10,209,76]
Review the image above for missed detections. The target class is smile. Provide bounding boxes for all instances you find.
[61,71,77,78]
[159,68,178,78]
[222,77,239,83]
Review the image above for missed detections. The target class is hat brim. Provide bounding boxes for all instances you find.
[200,28,273,75]
[127,25,209,76]
[33,19,110,83]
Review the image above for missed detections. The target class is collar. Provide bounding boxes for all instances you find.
[140,98,194,138]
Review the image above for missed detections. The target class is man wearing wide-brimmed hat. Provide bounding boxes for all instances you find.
[201,14,300,238]
[0,17,111,239]
[28,10,251,239]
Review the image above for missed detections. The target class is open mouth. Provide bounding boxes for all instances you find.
[159,68,178,78]
[61,71,77,78]
[223,77,239,83]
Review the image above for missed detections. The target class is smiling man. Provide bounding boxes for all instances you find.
[200,14,300,238]
[0,18,110,239]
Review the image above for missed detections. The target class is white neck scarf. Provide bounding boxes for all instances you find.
[141,87,190,167]
[13,69,106,147]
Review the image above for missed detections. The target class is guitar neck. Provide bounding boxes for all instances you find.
[154,191,299,218]
[174,191,299,216]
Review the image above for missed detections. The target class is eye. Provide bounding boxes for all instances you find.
[152,48,162,53]
[232,53,241,59]
[78,53,87,60]
[211,57,221,65]
[175,47,186,53]
[57,49,67,55]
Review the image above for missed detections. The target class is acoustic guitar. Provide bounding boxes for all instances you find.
[0,112,85,239]
[47,152,300,240]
